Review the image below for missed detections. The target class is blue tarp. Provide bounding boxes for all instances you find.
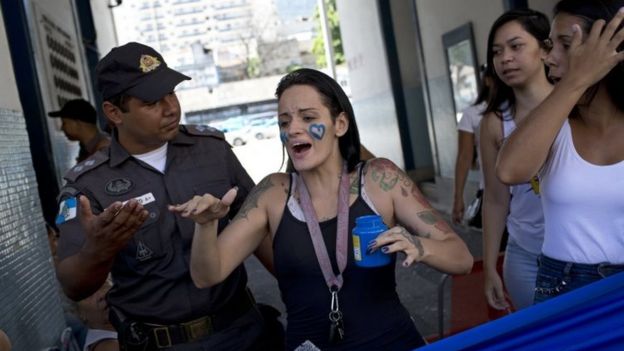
[418,271,624,350]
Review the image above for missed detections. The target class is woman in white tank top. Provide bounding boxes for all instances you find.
[498,0,624,303]
[480,9,553,311]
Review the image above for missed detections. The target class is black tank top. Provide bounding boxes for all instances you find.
[273,164,425,350]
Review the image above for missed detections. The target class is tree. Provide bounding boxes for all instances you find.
[312,0,345,68]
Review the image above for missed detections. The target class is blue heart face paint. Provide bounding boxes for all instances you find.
[280,131,288,144]
[308,123,326,140]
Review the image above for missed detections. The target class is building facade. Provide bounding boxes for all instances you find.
[337,0,558,188]
[0,1,561,349]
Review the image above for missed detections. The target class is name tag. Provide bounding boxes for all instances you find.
[123,192,155,206]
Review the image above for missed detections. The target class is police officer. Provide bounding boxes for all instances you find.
[48,98,111,163]
[55,42,266,350]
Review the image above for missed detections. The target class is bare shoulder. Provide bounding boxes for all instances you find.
[480,111,503,140]
[249,173,290,203]
[364,158,412,192]
[232,173,289,222]
[364,158,432,209]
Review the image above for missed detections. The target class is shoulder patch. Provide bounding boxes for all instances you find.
[55,197,78,225]
[181,124,225,140]
[64,151,109,183]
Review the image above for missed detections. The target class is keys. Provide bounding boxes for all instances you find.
[328,288,344,344]
[329,314,345,344]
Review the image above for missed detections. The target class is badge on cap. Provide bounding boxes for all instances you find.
[139,55,161,73]
[56,197,78,225]
[105,178,134,195]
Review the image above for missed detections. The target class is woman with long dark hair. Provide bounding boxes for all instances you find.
[480,9,553,310]
[170,68,473,350]
[497,0,624,302]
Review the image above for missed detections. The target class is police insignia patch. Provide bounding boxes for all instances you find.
[136,241,154,261]
[105,178,134,195]
[139,54,161,73]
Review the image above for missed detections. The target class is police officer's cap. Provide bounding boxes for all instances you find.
[96,42,191,103]
[48,99,97,124]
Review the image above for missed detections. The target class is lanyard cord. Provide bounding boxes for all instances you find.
[298,163,350,291]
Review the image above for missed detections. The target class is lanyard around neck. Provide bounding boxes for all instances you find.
[298,164,350,290]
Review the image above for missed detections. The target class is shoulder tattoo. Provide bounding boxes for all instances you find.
[233,176,274,222]
[349,171,359,195]
[368,159,430,210]
[369,159,412,192]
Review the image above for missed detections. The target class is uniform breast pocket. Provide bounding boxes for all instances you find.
[137,200,160,229]
[119,197,167,275]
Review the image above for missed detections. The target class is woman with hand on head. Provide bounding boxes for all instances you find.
[480,9,553,311]
[171,68,473,350]
[497,0,624,303]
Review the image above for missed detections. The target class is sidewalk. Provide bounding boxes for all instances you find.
[245,177,484,339]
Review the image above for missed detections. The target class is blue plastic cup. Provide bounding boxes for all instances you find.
[352,215,392,267]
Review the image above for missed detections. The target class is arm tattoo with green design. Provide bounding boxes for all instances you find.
[349,172,359,195]
[417,210,453,234]
[232,176,273,222]
[369,159,412,192]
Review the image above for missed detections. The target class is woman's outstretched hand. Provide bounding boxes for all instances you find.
[169,187,238,225]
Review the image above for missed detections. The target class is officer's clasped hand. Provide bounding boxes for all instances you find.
[78,196,149,256]
[168,187,238,225]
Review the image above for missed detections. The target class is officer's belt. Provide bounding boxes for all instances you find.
[143,288,256,348]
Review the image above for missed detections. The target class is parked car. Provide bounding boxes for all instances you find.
[249,118,278,140]
[210,119,251,147]
[224,127,250,146]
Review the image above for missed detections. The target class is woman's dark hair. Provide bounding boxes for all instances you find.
[473,64,493,106]
[275,68,361,172]
[484,9,551,116]
[554,0,624,112]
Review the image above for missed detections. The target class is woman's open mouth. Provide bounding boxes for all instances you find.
[291,142,311,155]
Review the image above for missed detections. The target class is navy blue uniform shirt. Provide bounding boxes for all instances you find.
[56,125,255,324]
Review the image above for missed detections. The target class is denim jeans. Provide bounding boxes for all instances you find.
[533,255,624,304]
[503,240,539,310]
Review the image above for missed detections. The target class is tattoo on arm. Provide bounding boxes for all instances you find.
[369,159,412,192]
[411,184,430,207]
[402,223,432,239]
[401,187,408,197]
[232,177,273,222]
[394,226,424,259]
[367,160,431,210]
[349,172,359,195]
[417,210,453,234]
